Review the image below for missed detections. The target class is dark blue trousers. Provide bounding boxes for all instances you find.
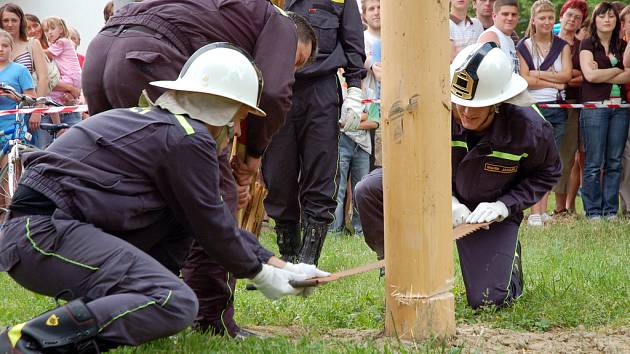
[262,75,341,224]
[0,210,197,348]
[354,168,523,308]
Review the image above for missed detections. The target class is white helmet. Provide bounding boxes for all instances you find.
[450,42,527,107]
[151,43,266,117]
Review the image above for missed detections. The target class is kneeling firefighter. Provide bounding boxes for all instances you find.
[355,42,561,308]
[0,43,328,353]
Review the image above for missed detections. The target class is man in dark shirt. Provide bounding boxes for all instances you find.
[82,0,318,337]
[0,44,327,353]
[263,0,367,266]
[355,43,561,308]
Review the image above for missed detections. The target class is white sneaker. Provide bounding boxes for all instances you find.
[605,214,617,221]
[541,213,551,223]
[528,214,543,226]
[587,215,602,222]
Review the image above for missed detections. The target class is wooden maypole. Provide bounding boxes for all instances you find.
[381,0,455,340]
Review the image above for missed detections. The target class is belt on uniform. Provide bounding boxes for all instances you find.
[7,208,54,221]
[103,24,160,37]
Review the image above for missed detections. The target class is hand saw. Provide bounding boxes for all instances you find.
[288,221,493,288]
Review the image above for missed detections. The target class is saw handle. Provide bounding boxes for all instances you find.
[288,278,322,288]
[245,278,322,291]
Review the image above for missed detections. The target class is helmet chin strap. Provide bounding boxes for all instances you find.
[476,107,496,132]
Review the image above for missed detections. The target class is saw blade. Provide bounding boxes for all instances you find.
[285,222,493,288]
[452,221,492,240]
[289,259,385,288]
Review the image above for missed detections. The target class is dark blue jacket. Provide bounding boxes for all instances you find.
[451,104,562,222]
[287,0,367,88]
[21,107,269,278]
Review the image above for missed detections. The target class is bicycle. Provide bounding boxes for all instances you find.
[0,83,68,216]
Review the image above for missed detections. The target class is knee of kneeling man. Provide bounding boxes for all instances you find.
[167,286,199,329]
[354,180,370,205]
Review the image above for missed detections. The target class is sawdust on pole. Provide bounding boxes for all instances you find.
[381,0,455,340]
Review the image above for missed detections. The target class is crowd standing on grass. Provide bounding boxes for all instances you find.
[0,0,628,352]
[449,0,630,225]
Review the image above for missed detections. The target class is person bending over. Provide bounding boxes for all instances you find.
[0,44,327,353]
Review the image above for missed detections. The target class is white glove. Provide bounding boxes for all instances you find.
[251,264,307,300]
[283,262,331,278]
[283,263,331,297]
[466,201,509,224]
[340,87,363,132]
[452,196,471,227]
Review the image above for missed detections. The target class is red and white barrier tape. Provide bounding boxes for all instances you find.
[537,103,629,109]
[361,99,629,109]
[0,105,88,116]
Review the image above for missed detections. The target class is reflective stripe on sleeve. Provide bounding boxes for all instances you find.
[451,140,468,150]
[173,114,195,135]
[487,151,528,161]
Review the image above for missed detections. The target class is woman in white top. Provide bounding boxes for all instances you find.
[517,0,572,226]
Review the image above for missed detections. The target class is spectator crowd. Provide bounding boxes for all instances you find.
[0,4,87,150]
[336,0,630,236]
[1,0,629,232]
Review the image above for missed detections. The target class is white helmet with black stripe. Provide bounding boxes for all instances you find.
[450,42,529,107]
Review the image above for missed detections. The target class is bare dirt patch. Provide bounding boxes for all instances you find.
[247,324,630,353]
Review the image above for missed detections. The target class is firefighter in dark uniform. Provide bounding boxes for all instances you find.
[81,0,317,337]
[0,45,328,353]
[355,42,561,308]
[263,0,367,266]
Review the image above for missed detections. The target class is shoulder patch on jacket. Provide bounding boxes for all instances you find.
[484,163,518,174]
[129,107,152,115]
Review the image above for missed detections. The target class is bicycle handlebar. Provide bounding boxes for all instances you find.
[40,123,70,132]
[0,83,63,107]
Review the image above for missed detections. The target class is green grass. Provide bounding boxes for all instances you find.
[0,216,628,352]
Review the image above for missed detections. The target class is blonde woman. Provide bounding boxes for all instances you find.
[517,0,572,226]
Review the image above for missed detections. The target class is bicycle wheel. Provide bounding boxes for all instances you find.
[0,144,39,218]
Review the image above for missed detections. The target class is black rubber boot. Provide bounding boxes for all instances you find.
[297,219,329,266]
[0,299,100,354]
[275,223,301,263]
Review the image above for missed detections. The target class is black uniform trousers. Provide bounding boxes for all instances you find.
[82,27,187,114]
[354,168,523,308]
[83,28,241,336]
[354,168,384,259]
[0,210,198,348]
[263,75,342,224]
